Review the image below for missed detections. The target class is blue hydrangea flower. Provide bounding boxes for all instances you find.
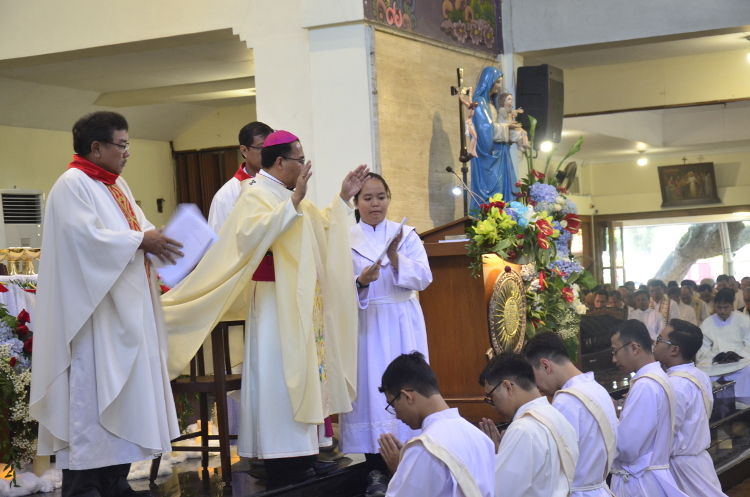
[560,198,578,215]
[529,183,558,204]
[550,259,583,275]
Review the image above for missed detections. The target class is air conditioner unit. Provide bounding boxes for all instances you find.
[0,190,44,248]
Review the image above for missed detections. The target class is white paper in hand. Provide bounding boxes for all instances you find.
[147,204,218,287]
[375,217,407,263]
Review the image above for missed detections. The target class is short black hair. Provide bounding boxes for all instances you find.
[523,332,571,368]
[648,279,666,289]
[354,173,391,202]
[609,291,623,301]
[717,274,730,283]
[478,351,536,392]
[595,289,609,298]
[667,281,679,288]
[634,289,649,299]
[614,319,653,353]
[379,351,440,397]
[681,279,696,289]
[239,121,273,148]
[666,319,703,362]
[697,283,713,293]
[742,277,750,283]
[715,288,736,305]
[667,286,681,298]
[261,141,297,169]
[72,111,129,156]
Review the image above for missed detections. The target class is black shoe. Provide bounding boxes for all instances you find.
[265,468,315,483]
[365,470,387,497]
[312,460,337,476]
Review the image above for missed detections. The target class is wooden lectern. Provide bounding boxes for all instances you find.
[419,217,498,423]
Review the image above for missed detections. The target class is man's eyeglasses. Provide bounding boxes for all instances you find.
[385,389,413,415]
[247,144,263,151]
[283,156,306,165]
[484,382,505,406]
[612,342,634,356]
[655,336,673,346]
[104,141,129,152]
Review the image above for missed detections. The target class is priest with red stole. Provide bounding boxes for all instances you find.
[30,111,183,497]
[207,121,274,233]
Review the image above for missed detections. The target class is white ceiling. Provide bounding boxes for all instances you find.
[0,29,255,140]
[522,32,750,69]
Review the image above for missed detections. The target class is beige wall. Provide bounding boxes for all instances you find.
[172,103,257,151]
[374,30,497,232]
[589,150,750,215]
[0,125,175,227]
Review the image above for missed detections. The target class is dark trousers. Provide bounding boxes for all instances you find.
[263,455,316,477]
[62,463,132,497]
[364,453,389,475]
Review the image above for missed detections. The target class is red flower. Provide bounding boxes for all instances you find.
[563,213,581,234]
[507,250,517,260]
[537,233,550,250]
[535,219,554,237]
[159,284,172,294]
[23,336,33,354]
[516,234,525,239]
[539,271,547,291]
[556,186,568,194]
[9,357,16,368]
[0,283,7,293]
[515,181,522,188]
[562,287,575,303]
[490,201,505,210]
[479,203,491,214]
[531,169,545,180]
[16,324,29,338]
[514,191,527,198]
[24,288,36,293]
[552,268,566,277]
[17,309,30,325]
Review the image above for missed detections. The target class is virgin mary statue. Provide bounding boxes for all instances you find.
[470,66,518,209]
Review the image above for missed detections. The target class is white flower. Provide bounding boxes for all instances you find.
[553,204,562,211]
[556,196,565,205]
[561,220,568,228]
[575,303,587,315]
[530,279,541,292]
[520,263,536,282]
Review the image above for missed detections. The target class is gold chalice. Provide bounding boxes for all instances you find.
[21,248,40,275]
[6,248,25,276]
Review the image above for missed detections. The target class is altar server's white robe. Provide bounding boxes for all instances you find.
[611,362,688,497]
[29,169,179,470]
[339,219,432,454]
[677,302,698,325]
[628,308,665,340]
[667,364,727,497]
[698,311,750,398]
[495,396,579,497]
[386,408,495,497]
[162,172,358,459]
[208,175,242,232]
[553,372,618,497]
[650,297,680,324]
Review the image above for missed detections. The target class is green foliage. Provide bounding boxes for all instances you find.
[447,7,465,23]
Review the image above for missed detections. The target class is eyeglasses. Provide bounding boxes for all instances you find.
[283,156,306,165]
[484,382,504,406]
[385,389,412,415]
[655,336,673,346]
[612,342,634,356]
[247,144,263,151]
[104,141,130,152]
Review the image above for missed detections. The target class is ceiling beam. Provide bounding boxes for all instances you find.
[95,77,255,107]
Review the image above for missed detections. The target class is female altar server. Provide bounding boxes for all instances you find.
[339,174,433,486]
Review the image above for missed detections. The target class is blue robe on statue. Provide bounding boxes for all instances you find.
[470,66,518,211]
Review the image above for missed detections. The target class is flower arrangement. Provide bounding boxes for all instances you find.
[0,305,36,481]
[467,116,596,360]
[440,0,496,49]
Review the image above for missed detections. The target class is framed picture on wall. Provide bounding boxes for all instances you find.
[657,162,720,208]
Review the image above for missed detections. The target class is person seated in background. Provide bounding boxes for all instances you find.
[618,286,629,299]
[610,320,688,497]
[625,281,636,292]
[715,274,729,290]
[741,277,750,292]
[728,275,744,310]
[625,291,637,312]
[653,319,727,497]
[478,352,578,497]
[649,279,680,323]
[698,288,750,403]
[681,281,710,323]
[698,283,715,315]
[584,291,596,311]
[378,352,495,497]
[609,290,624,309]
[629,289,665,340]
[668,286,697,326]
[667,281,679,289]
[594,289,609,309]
[524,332,618,497]
[738,287,750,316]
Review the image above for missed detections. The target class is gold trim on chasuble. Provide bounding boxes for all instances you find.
[488,269,527,356]
[313,279,330,416]
[106,183,150,278]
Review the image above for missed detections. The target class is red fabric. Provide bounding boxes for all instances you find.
[324,416,334,438]
[251,254,275,282]
[0,283,7,293]
[68,155,119,185]
[233,164,252,182]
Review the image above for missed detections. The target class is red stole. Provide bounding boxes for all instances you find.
[234,163,252,181]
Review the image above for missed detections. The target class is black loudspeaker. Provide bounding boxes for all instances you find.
[515,64,564,149]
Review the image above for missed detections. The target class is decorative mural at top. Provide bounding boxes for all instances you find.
[364,0,503,55]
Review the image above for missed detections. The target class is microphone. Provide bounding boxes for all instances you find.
[446,166,484,206]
